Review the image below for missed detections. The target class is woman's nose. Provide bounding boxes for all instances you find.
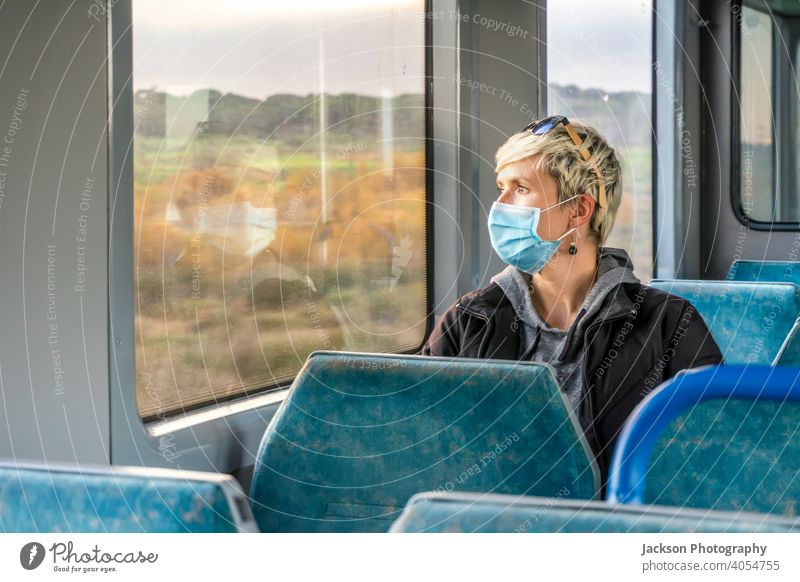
[497,189,515,205]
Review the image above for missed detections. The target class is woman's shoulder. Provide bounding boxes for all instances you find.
[446,280,513,318]
[620,281,708,332]
[614,282,721,361]
[423,281,515,357]
[620,280,692,305]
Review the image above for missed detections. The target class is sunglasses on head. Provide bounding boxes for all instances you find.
[523,115,608,210]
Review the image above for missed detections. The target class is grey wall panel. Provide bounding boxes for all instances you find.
[0,1,109,464]
[458,0,543,292]
[654,0,704,280]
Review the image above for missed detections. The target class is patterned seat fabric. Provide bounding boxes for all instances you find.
[727,259,800,287]
[608,365,800,517]
[649,279,800,364]
[0,462,256,532]
[389,491,800,533]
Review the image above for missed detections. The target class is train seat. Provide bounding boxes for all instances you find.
[607,365,800,516]
[727,259,800,287]
[722,262,800,365]
[249,351,599,532]
[0,461,257,532]
[774,322,800,366]
[649,279,800,364]
[388,491,800,533]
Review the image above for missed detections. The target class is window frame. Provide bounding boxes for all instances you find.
[109,0,434,469]
[731,0,800,230]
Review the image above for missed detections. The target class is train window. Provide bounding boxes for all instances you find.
[737,2,787,223]
[131,0,428,420]
[546,0,653,281]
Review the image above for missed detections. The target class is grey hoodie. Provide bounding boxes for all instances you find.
[490,247,640,413]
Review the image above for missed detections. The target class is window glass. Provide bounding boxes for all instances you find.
[546,0,653,281]
[132,0,428,420]
[739,4,775,222]
[737,2,800,224]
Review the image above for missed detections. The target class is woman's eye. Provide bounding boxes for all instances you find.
[516,186,529,194]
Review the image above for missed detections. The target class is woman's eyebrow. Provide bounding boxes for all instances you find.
[498,176,529,187]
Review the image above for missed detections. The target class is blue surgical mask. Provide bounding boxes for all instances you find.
[488,195,579,274]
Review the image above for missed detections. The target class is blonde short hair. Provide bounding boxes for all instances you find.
[494,119,622,244]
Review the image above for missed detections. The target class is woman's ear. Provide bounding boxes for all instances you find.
[572,193,596,228]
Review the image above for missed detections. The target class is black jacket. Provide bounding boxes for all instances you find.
[421,277,723,495]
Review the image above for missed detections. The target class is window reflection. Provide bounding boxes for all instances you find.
[739,4,774,222]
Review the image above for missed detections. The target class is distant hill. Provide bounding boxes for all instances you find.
[549,84,651,147]
[134,89,425,147]
[134,84,650,148]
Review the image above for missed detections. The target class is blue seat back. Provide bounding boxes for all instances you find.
[724,262,800,365]
[250,351,599,532]
[649,279,800,364]
[727,259,800,287]
[775,322,800,366]
[608,365,800,516]
[390,491,800,532]
[0,462,257,532]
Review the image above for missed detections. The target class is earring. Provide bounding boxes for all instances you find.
[568,226,578,255]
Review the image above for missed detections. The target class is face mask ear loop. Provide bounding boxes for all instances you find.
[542,193,582,214]
[549,194,584,242]
[556,226,577,242]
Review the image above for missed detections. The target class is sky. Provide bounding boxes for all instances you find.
[133,0,652,99]
[547,0,652,93]
[133,0,426,99]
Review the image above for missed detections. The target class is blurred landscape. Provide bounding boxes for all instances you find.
[134,90,427,419]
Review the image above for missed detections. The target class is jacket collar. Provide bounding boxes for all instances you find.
[458,246,639,326]
[459,278,637,323]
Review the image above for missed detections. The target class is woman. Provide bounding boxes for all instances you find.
[421,115,723,490]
